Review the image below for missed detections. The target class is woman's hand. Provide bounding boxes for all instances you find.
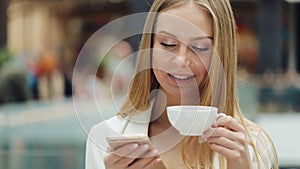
[104,143,162,169]
[204,115,252,169]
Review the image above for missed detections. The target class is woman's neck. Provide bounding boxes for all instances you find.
[150,90,171,129]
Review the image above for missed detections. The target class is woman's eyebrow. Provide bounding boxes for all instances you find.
[157,31,213,40]
[192,36,213,40]
[156,31,176,38]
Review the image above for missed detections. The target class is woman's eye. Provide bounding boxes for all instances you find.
[160,42,177,48]
[191,46,209,52]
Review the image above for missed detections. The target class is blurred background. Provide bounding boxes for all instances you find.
[0,0,299,168]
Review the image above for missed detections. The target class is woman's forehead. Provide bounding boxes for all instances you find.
[154,3,213,39]
[154,13,212,41]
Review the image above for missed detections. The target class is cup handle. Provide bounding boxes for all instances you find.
[198,113,227,143]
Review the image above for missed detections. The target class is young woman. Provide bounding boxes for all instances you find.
[85,0,278,168]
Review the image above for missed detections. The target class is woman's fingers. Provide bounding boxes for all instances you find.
[127,149,160,169]
[212,115,245,133]
[207,136,236,150]
[104,143,139,165]
[204,115,246,143]
[205,127,246,144]
[209,142,243,160]
[127,157,162,169]
[104,143,157,169]
[204,115,251,169]
[115,144,151,166]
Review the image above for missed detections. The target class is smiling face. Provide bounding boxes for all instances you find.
[152,2,213,105]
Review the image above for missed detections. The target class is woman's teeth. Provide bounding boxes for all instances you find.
[170,74,194,80]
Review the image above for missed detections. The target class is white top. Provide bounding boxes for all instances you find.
[85,103,275,169]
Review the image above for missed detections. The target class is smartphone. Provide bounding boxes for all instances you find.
[106,134,151,150]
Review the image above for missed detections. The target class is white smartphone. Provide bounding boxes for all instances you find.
[106,134,151,150]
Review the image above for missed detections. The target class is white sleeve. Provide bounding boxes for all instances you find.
[85,126,107,169]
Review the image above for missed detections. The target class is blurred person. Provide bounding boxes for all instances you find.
[0,53,30,103]
[259,69,278,112]
[72,43,111,99]
[105,40,134,95]
[57,46,73,98]
[25,53,41,100]
[276,70,300,112]
[86,61,111,99]
[237,23,259,73]
[86,0,278,169]
[38,51,64,99]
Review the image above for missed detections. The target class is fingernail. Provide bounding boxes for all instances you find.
[131,143,139,149]
[141,144,149,150]
[154,158,162,164]
[149,149,159,156]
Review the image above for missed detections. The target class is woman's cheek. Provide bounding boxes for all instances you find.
[152,49,173,71]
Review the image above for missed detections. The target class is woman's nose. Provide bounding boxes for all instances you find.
[174,45,192,67]
[175,56,191,66]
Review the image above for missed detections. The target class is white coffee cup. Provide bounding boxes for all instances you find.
[167,106,225,136]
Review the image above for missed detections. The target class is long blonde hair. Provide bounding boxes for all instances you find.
[118,0,278,168]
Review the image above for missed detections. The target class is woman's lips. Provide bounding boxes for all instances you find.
[167,73,196,86]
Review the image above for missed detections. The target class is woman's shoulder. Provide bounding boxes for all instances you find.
[90,115,128,135]
[87,115,128,153]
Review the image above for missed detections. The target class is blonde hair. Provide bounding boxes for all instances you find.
[118,0,278,168]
